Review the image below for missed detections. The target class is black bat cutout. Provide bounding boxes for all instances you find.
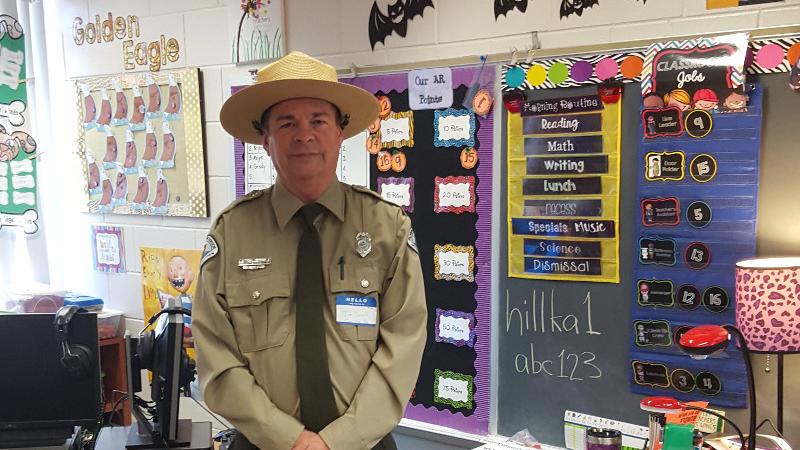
[494,0,528,19]
[560,0,600,19]
[369,0,434,50]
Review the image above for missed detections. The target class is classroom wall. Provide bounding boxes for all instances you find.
[3,0,796,446]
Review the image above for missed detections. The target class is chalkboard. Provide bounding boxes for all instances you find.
[498,83,650,444]
[497,75,800,448]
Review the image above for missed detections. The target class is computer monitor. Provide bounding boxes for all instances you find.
[150,303,184,443]
[0,313,101,448]
[126,297,208,450]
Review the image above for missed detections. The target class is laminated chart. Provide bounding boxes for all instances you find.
[629,84,763,408]
[508,90,621,282]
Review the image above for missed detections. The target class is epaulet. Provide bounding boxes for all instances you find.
[213,188,268,223]
[350,184,402,208]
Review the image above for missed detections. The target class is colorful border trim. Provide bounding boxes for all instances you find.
[433,369,474,410]
[91,225,126,273]
[434,244,476,282]
[640,197,681,227]
[434,175,476,214]
[377,176,415,213]
[644,151,685,182]
[434,308,476,348]
[434,108,475,148]
[381,111,415,149]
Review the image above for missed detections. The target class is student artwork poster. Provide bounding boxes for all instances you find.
[76,68,207,218]
[140,247,201,360]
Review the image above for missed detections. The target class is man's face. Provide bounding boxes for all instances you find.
[262,98,344,185]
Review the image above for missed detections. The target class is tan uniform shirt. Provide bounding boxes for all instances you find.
[194,180,427,450]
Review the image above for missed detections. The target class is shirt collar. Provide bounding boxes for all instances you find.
[271,179,346,230]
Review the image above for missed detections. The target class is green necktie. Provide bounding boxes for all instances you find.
[294,203,338,433]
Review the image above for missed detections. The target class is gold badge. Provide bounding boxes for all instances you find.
[356,232,372,258]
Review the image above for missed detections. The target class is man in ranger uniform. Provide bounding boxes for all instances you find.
[194,51,427,450]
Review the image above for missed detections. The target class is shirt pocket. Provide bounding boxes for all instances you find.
[227,271,292,352]
[328,263,382,342]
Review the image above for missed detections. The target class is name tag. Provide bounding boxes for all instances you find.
[335,295,377,326]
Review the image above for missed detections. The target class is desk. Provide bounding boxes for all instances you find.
[99,337,131,426]
[95,423,215,450]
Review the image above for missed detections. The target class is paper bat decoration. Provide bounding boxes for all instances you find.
[494,0,528,19]
[560,0,600,19]
[368,0,434,50]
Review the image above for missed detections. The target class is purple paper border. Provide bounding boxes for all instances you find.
[377,176,415,213]
[434,308,476,348]
[91,225,125,273]
[343,67,493,435]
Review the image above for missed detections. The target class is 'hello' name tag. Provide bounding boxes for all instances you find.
[335,295,378,326]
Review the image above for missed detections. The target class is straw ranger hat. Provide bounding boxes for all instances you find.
[220,51,380,145]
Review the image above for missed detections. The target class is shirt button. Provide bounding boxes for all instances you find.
[360,279,369,288]
[251,290,261,299]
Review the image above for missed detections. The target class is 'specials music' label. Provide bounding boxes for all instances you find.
[512,218,615,238]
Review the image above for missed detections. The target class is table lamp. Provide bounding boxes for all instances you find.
[736,257,800,434]
[678,324,756,450]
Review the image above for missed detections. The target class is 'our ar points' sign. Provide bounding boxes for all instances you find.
[72,13,181,72]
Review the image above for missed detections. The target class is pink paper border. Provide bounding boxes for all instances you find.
[434,176,476,214]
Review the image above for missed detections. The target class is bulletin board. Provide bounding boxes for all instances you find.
[75,68,207,217]
[497,71,800,447]
[345,66,494,435]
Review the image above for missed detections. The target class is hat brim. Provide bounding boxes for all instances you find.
[220,79,380,145]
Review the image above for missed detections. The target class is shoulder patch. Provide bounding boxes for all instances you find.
[407,228,418,253]
[200,235,219,267]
